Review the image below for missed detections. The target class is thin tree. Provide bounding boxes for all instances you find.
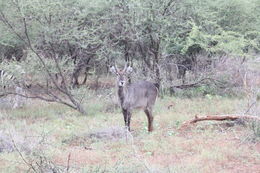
[0,3,86,114]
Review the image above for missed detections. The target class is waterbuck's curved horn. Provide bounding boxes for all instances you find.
[115,63,119,72]
[123,61,129,72]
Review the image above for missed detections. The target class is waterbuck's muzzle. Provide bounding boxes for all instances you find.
[119,81,125,87]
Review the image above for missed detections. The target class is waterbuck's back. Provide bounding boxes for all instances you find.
[123,81,158,110]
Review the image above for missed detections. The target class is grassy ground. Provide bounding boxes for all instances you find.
[0,95,259,173]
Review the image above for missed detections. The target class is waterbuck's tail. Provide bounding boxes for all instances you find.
[153,82,160,97]
[153,83,160,90]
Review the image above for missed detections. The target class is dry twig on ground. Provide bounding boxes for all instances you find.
[180,114,260,129]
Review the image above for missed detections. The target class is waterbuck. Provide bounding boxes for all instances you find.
[110,65,158,132]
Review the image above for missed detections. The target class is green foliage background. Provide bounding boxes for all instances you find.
[0,0,259,92]
[1,0,259,57]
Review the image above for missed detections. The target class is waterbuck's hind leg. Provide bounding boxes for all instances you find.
[144,109,154,132]
[122,109,132,131]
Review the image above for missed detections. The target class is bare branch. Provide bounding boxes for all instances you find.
[66,153,71,173]
[10,135,37,173]
[0,10,28,44]
[162,0,176,16]
[0,91,78,110]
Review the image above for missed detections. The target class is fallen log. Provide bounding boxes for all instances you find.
[180,114,260,129]
[171,77,224,89]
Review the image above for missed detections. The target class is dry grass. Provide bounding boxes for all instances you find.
[0,96,259,172]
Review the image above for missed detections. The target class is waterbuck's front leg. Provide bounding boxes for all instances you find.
[122,109,131,131]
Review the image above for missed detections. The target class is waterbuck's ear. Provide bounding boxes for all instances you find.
[109,66,118,75]
[126,66,133,74]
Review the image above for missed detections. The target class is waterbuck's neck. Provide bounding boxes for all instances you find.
[117,86,127,106]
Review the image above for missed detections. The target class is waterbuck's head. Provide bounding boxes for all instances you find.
[110,65,133,87]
